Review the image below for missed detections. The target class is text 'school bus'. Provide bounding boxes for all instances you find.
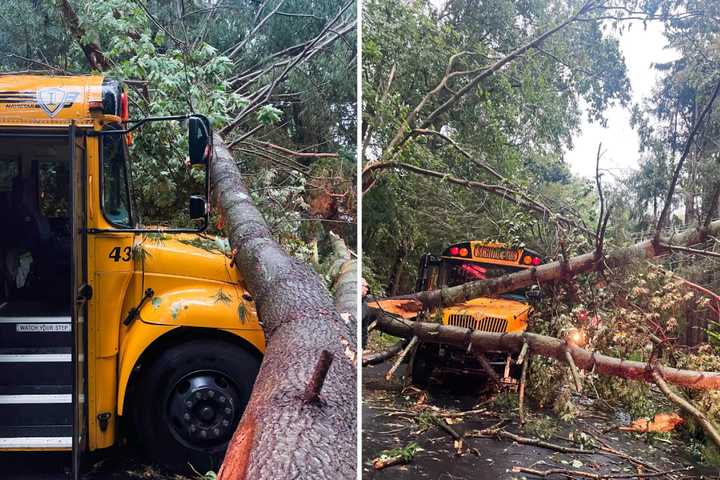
[409,241,543,386]
[0,75,264,476]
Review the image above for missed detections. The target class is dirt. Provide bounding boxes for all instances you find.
[362,362,720,479]
[0,445,198,480]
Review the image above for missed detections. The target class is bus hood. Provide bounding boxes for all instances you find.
[447,297,529,317]
[141,235,240,284]
[442,297,530,333]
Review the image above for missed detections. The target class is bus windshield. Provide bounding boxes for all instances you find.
[442,260,525,288]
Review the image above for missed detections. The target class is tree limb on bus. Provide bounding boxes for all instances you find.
[381,218,720,312]
[211,135,356,480]
[373,315,720,391]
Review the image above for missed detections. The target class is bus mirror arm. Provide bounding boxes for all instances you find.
[123,288,154,326]
[526,286,543,302]
[189,195,207,221]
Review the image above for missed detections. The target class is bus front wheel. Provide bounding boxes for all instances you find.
[410,343,437,388]
[131,339,260,473]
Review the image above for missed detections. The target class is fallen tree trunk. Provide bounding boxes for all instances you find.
[327,231,358,322]
[374,315,720,390]
[389,220,720,311]
[212,134,356,480]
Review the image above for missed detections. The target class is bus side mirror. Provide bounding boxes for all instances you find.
[189,195,206,220]
[527,286,543,302]
[188,116,211,165]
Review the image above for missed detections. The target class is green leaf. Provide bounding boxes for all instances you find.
[256,105,283,126]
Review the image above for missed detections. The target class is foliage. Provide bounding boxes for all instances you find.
[377,442,421,462]
[524,414,560,440]
[0,0,357,264]
[362,0,628,295]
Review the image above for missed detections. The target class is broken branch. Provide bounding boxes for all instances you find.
[376,316,720,390]
[303,350,334,404]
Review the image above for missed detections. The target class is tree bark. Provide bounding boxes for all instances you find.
[212,134,356,480]
[375,315,720,390]
[327,230,358,322]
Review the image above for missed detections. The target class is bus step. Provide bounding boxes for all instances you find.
[0,385,72,427]
[0,315,71,348]
[0,347,71,385]
[0,425,71,450]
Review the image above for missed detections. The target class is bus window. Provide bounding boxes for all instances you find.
[39,160,69,218]
[102,131,132,227]
[443,260,524,288]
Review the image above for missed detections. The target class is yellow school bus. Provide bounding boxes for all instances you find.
[410,241,543,386]
[0,75,264,475]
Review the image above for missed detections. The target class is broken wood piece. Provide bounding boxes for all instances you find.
[385,336,418,381]
[471,429,592,455]
[519,353,529,425]
[618,412,684,433]
[584,431,660,473]
[517,341,529,365]
[362,337,411,366]
[432,415,462,441]
[302,350,334,403]
[564,348,582,392]
[475,352,502,385]
[651,368,720,449]
[372,455,407,470]
[438,408,490,418]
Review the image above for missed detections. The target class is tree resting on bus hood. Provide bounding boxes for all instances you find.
[379,217,720,313]
[370,312,720,447]
[211,134,356,480]
[373,314,720,391]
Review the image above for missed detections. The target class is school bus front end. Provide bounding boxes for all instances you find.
[410,241,542,386]
[0,74,264,473]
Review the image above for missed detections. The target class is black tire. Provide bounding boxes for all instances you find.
[410,343,436,388]
[131,339,260,473]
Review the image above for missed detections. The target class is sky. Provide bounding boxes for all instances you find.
[564,21,681,182]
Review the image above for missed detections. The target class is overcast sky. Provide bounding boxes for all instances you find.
[564,21,681,182]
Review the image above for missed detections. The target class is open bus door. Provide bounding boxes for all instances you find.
[70,123,88,479]
[415,254,441,292]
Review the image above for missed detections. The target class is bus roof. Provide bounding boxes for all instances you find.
[0,75,106,127]
[440,240,543,268]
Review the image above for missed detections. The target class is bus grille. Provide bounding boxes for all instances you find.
[447,314,508,333]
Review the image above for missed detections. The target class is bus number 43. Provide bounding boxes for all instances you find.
[109,246,132,262]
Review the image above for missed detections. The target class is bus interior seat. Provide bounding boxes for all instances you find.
[1,161,70,311]
[10,175,52,247]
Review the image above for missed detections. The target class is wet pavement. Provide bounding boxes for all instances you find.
[0,445,193,480]
[362,362,720,479]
